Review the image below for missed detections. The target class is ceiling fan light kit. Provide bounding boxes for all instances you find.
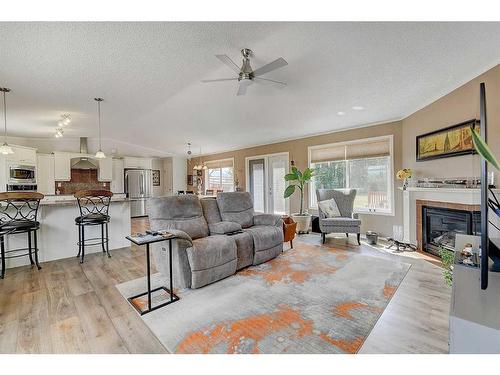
[202,48,288,96]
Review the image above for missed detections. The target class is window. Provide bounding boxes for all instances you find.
[309,136,393,215]
[205,159,234,192]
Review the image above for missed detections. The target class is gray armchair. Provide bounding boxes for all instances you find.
[316,189,361,245]
[148,195,237,289]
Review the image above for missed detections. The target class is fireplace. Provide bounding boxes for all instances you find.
[422,206,480,256]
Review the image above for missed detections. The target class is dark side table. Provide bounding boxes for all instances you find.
[125,233,180,315]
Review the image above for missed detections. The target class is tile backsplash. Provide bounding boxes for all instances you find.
[55,169,110,195]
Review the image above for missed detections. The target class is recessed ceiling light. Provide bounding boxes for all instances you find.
[337,111,346,116]
[352,106,364,111]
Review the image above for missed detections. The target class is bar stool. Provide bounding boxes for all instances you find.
[75,190,113,263]
[0,192,44,279]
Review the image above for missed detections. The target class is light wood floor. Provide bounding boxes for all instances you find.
[0,219,451,354]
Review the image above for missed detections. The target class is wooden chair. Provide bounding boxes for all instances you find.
[74,190,113,263]
[205,189,214,196]
[0,192,44,278]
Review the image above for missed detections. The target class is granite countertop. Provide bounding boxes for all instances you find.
[40,194,129,206]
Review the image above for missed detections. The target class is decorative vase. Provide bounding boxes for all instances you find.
[402,177,409,191]
[291,214,312,234]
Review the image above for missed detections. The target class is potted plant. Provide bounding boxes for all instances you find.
[284,166,314,233]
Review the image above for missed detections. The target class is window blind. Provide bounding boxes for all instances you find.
[310,138,390,163]
[205,159,234,169]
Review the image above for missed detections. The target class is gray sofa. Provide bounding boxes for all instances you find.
[316,189,361,245]
[148,192,283,289]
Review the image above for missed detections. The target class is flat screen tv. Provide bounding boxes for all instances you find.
[480,82,500,290]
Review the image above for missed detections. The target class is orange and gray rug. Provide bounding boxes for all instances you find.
[116,242,410,354]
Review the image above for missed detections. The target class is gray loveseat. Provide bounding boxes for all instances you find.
[148,192,283,289]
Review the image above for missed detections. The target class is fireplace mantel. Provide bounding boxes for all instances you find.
[403,187,500,246]
[402,187,481,245]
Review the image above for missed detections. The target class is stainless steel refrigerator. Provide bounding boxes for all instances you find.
[124,169,152,217]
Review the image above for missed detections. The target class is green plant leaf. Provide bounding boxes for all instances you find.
[283,184,296,198]
[295,168,302,179]
[284,173,298,181]
[472,127,500,171]
[302,167,314,181]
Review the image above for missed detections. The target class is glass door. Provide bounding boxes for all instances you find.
[248,154,289,215]
[249,159,266,213]
[268,154,288,215]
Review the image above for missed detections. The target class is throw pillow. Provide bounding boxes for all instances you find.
[318,198,341,218]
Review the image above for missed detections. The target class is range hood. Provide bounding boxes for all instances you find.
[71,137,98,170]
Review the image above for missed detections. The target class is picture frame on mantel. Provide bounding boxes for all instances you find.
[416,119,479,162]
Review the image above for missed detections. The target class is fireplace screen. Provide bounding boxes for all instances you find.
[422,206,480,256]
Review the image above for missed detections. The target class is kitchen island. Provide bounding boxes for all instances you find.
[4,194,131,269]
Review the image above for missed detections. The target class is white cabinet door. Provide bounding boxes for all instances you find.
[36,154,55,195]
[123,157,139,169]
[7,146,37,165]
[111,158,124,193]
[53,152,71,181]
[98,157,113,181]
[123,157,153,169]
[139,158,153,169]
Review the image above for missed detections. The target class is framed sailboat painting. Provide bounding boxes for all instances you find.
[416,119,479,161]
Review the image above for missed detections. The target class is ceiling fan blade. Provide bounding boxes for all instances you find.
[252,57,288,77]
[215,54,241,73]
[236,80,252,96]
[254,77,287,86]
[201,78,238,83]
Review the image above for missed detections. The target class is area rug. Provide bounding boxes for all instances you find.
[116,242,410,354]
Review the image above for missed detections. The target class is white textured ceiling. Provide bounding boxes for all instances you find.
[1,22,499,157]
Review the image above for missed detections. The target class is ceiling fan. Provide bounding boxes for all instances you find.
[201,48,288,96]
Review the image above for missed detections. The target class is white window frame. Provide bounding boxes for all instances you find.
[307,135,395,216]
[204,157,235,192]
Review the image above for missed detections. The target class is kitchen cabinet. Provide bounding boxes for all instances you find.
[53,152,72,181]
[98,157,113,181]
[6,145,37,165]
[111,158,125,193]
[123,156,152,169]
[36,154,55,195]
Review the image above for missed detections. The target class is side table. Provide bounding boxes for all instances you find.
[125,233,180,315]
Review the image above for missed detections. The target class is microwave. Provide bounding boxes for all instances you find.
[8,164,36,184]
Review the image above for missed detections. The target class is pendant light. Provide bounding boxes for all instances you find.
[193,147,207,170]
[0,87,14,155]
[94,97,106,159]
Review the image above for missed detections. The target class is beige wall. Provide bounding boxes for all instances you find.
[187,64,500,238]
[188,121,403,237]
[402,64,500,182]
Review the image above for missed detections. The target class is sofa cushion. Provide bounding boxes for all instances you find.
[209,221,242,235]
[253,213,282,227]
[217,192,254,228]
[148,196,209,240]
[200,197,222,224]
[191,259,237,289]
[244,225,284,252]
[187,235,237,271]
[253,243,283,265]
[231,231,254,270]
[320,217,361,227]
